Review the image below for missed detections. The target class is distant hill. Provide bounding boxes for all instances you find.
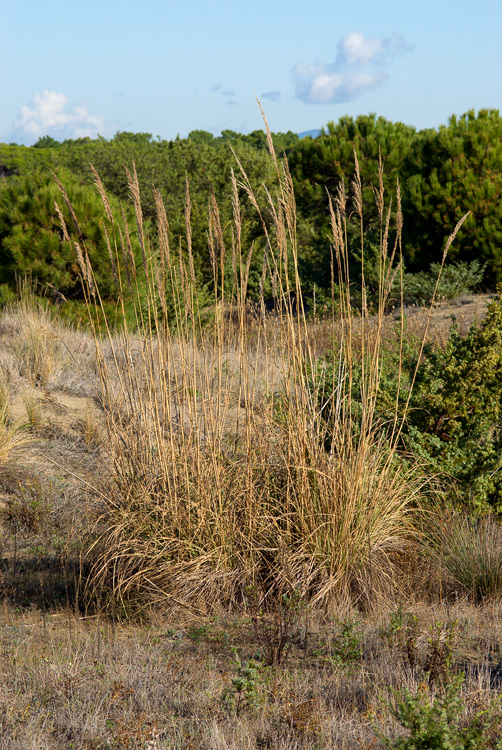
[298,128,321,139]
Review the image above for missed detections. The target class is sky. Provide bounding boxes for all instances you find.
[1,0,501,145]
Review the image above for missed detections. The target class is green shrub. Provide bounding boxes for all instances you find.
[407,295,502,510]
[376,675,502,749]
[402,260,485,306]
[313,294,502,510]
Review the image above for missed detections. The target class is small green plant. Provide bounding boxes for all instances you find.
[221,647,268,715]
[381,605,419,671]
[423,620,457,687]
[187,623,212,642]
[376,674,502,749]
[331,617,363,668]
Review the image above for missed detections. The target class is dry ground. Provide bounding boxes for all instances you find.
[0,600,501,749]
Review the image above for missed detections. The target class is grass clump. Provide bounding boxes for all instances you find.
[0,379,31,464]
[46,109,480,620]
[427,511,502,601]
[59,136,432,616]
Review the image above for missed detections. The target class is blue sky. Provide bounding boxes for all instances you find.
[1,0,501,144]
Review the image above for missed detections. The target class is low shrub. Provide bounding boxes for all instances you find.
[402,260,485,306]
[377,674,502,749]
[314,293,502,510]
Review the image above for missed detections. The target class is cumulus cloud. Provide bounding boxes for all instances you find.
[261,90,281,103]
[11,91,104,144]
[337,32,384,67]
[293,31,413,104]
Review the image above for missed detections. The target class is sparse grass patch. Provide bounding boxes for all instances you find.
[0,602,499,749]
[427,510,502,601]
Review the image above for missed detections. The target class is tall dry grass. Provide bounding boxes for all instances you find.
[53,116,449,615]
[0,377,32,464]
[0,287,98,395]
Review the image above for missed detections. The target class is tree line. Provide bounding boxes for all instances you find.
[0,109,500,308]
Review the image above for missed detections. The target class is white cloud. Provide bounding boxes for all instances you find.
[293,32,412,105]
[337,32,384,67]
[11,91,104,144]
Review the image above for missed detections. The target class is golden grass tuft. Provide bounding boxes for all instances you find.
[0,378,32,464]
[52,116,448,616]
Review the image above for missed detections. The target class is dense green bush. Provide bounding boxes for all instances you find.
[403,109,502,284]
[314,294,502,510]
[0,168,138,300]
[408,295,502,509]
[401,260,485,306]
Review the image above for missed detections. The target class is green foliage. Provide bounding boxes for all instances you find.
[402,260,485,306]
[32,135,62,149]
[0,127,282,311]
[314,295,502,510]
[2,110,501,307]
[221,647,268,715]
[331,617,363,668]
[288,113,416,292]
[287,108,502,292]
[403,109,502,284]
[289,113,414,227]
[377,675,502,749]
[0,283,15,308]
[407,296,502,509]
[0,142,56,177]
[0,168,136,300]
